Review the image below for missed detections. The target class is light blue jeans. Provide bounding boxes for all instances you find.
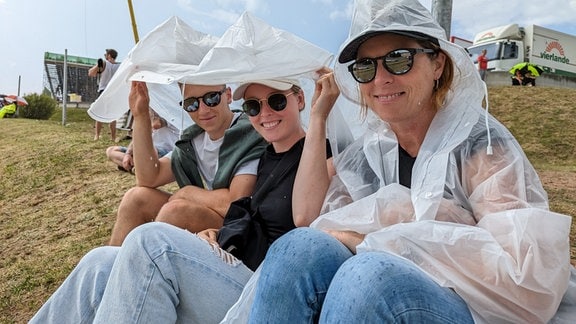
[249,228,474,323]
[30,222,253,323]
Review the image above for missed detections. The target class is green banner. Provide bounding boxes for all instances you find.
[44,52,98,66]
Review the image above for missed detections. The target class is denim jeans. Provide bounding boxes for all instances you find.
[249,227,474,323]
[30,222,253,323]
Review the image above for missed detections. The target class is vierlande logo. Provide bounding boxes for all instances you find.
[541,41,570,64]
[478,32,495,42]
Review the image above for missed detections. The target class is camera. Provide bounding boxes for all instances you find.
[97,58,104,73]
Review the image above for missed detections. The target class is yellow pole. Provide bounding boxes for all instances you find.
[127,0,140,43]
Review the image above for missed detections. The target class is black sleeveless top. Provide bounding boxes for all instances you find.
[398,145,416,188]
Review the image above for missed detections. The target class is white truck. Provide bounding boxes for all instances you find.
[467,24,576,78]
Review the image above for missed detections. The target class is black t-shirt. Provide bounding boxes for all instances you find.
[252,138,332,243]
[398,145,416,188]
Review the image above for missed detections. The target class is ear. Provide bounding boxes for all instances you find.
[296,91,305,111]
[433,52,447,80]
[225,87,232,104]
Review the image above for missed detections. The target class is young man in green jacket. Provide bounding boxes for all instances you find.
[108,81,267,246]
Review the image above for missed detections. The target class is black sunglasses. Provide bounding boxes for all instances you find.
[179,87,226,112]
[242,92,295,117]
[347,48,436,83]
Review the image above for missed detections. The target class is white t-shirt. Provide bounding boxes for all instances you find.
[152,122,179,153]
[165,112,259,189]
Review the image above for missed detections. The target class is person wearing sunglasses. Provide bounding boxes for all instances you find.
[30,76,339,323]
[107,81,267,246]
[246,0,573,323]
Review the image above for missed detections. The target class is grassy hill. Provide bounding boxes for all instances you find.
[1,86,575,322]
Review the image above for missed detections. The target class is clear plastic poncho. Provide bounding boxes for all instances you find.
[88,13,357,155]
[222,0,575,323]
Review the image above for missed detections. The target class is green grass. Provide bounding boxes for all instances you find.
[0,87,575,322]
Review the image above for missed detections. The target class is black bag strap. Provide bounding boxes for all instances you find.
[250,140,302,206]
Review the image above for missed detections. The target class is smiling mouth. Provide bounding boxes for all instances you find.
[375,92,403,100]
[262,120,280,129]
[199,115,215,121]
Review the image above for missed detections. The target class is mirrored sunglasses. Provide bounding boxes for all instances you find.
[347,48,436,83]
[242,92,295,117]
[179,87,226,112]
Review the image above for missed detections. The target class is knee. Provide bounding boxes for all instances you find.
[155,200,222,230]
[77,246,119,275]
[105,146,119,158]
[331,252,424,299]
[156,198,190,218]
[155,199,195,225]
[119,187,154,209]
[266,228,352,267]
[117,187,161,220]
[105,146,113,157]
[122,222,184,255]
[270,228,340,252]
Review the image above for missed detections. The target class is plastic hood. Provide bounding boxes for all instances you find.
[87,16,219,130]
[88,13,336,135]
[221,1,574,323]
[176,12,333,85]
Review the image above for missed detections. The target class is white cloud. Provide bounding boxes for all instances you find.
[430,0,576,40]
[329,1,354,21]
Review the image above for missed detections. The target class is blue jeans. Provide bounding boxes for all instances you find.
[30,222,253,323]
[249,228,474,323]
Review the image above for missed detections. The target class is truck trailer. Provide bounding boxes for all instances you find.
[467,24,576,78]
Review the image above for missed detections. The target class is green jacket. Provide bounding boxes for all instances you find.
[171,113,267,189]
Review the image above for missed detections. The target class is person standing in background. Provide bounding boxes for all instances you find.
[477,49,488,81]
[89,49,121,141]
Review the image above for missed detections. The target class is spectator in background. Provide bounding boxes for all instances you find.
[0,98,17,119]
[89,49,121,141]
[477,49,488,81]
[512,69,524,86]
[523,72,536,86]
[106,108,179,173]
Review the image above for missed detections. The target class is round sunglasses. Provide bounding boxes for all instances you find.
[242,92,295,117]
[347,48,436,83]
[179,87,226,112]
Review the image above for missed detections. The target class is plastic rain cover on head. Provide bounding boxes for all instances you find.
[89,13,356,155]
[176,11,355,155]
[88,16,219,132]
[222,0,575,323]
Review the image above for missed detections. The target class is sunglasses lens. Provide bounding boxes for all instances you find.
[350,59,377,83]
[203,91,222,107]
[349,49,417,83]
[267,94,288,111]
[181,89,224,112]
[242,100,261,117]
[183,98,200,112]
[385,50,413,75]
[242,93,291,117]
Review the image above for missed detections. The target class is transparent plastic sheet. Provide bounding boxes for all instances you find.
[88,12,357,154]
[223,0,575,322]
[87,16,218,132]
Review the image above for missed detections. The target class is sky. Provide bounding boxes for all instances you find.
[1,0,576,95]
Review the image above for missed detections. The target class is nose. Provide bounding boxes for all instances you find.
[258,100,275,116]
[373,60,394,85]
